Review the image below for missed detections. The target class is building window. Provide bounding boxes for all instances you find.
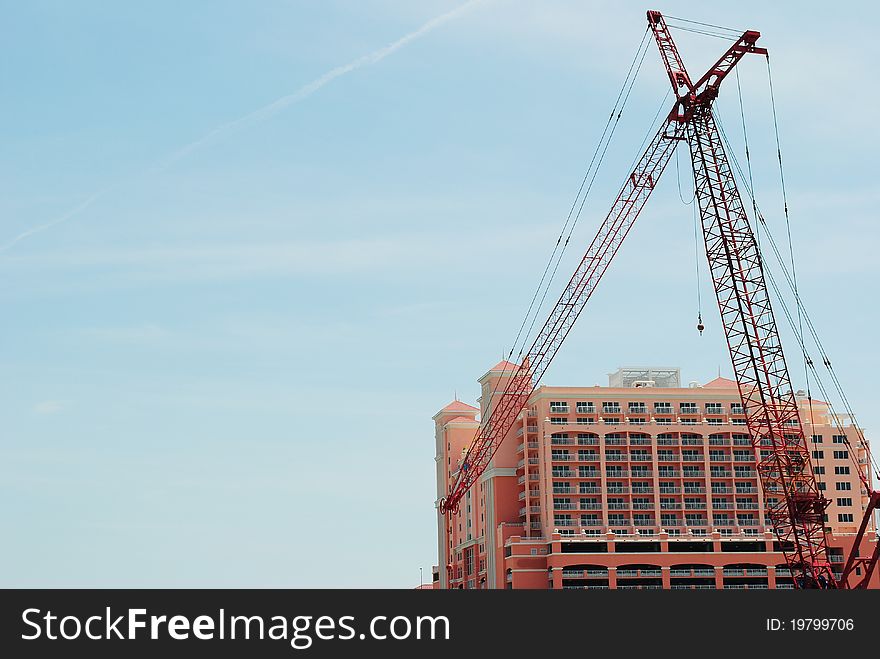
[832,435,847,444]
[812,435,823,443]
[834,466,850,475]
[680,403,698,413]
[836,498,852,507]
[576,402,595,414]
[814,466,825,475]
[838,514,854,523]
[550,401,569,413]
[812,450,824,459]
[833,450,849,460]
[706,403,723,413]
[550,417,568,425]
[835,482,851,491]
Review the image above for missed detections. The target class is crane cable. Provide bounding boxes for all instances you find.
[713,110,879,488]
[515,28,653,364]
[454,27,652,481]
[769,53,879,486]
[714,110,876,486]
[675,143,703,332]
[736,63,825,485]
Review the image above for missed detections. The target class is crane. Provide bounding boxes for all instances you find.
[439,10,879,589]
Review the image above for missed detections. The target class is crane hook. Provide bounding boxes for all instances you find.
[696,313,704,336]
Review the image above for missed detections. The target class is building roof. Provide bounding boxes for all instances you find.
[703,376,738,389]
[445,415,479,425]
[440,400,479,413]
[488,360,519,373]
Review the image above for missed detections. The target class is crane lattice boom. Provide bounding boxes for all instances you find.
[441,10,878,589]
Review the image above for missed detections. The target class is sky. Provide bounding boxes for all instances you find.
[1,1,877,587]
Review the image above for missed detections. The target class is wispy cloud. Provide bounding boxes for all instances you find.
[0,188,112,254]
[33,400,67,415]
[80,324,170,343]
[0,224,547,288]
[0,0,486,254]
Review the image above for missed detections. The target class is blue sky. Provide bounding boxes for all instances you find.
[1,1,877,587]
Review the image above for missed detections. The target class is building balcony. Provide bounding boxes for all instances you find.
[554,503,577,510]
[631,486,653,494]
[630,454,653,461]
[576,405,596,414]
[659,487,681,494]
[550,405,570,413]
[552,487,574,494]
[580,503,602,511]
[552,454,574,461]
[734,455,755,462]
[528,441,539,449]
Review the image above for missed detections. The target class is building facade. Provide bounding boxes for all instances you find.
[433,363,878,589]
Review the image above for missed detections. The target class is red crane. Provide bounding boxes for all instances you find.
[440,10,879,589]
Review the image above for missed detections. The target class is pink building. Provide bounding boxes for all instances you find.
[434,363,878,589]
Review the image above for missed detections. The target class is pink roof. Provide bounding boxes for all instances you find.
[440,400,479,413]
[703,376,738,389]
[446,415,478,424]
[488,360,519,372]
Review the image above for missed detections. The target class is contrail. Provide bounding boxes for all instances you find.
[0,187,113,253]
[1,0,485,253]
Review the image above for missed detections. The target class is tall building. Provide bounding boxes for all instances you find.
[433,362,878,589]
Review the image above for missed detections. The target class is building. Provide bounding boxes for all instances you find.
[433,362,878,589]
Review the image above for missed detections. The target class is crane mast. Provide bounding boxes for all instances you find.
[441,10,877,589]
